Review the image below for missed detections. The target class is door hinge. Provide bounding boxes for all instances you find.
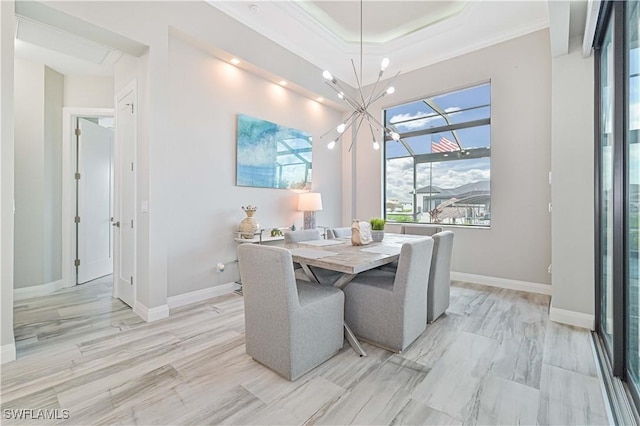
[130,276,133,285]
[74,259,80,267]
[75,172,81,180]
[131,162,134,172]
[75,216,81,223]
[131,219,134,228]
[75,128,81,136]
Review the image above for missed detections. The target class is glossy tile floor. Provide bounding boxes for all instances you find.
[1,277,610,425]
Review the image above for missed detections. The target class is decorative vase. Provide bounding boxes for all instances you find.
[371,230,384,242]
[240,206,259,238]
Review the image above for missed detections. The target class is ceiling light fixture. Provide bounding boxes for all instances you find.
[279,80,288,86]
[230,58,240,65]
[321,0,402,151]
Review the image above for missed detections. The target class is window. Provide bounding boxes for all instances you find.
[384,82,491,227]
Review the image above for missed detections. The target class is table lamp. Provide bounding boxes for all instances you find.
[298,192,323,229]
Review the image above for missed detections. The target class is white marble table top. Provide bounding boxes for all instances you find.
[285,233,429,275]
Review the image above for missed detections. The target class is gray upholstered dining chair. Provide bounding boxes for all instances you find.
[284,228,341,284]
[284,228,323,243]
[400,224,444,236]
[326,227,351,239]
[428,231,455,323]
[237,244,344,381]
[343,238,434,352]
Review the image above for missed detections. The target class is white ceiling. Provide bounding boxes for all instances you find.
[208,0,552,87]
[13,1,147,77]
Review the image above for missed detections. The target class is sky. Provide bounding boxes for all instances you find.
[384,83,491,203]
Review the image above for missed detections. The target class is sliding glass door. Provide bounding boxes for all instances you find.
[596,0,640,416]
[626,0,640,401]
[600,12,615,352]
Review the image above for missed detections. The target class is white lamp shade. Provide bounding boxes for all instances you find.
[298,192,323,211]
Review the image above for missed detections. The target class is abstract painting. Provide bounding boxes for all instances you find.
[236,114,312,189]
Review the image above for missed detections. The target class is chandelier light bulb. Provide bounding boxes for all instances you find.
[322,70,333,81]
[380,58,390,71]
[386,86,395,95]
[391,131,400,141]
[373,141,381,150]
[327,140,336,150]
[337,123,346,134]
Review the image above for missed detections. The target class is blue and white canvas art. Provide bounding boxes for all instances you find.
[236,114,313,189]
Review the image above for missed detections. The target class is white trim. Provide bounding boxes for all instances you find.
[13,279,72,301]
[582,0,601,58]
[62,107,114,292]
[167,283,240,309]
[133,301,169,323]
[549,302,595,330]
[451,271,552,295]
[0,343,16,364]
[112,79,137,308]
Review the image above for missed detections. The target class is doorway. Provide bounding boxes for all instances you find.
[74,116,114,284]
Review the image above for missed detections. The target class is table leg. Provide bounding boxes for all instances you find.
[344,322,367,357]
[299,263,319,284]
[298,263,366,357]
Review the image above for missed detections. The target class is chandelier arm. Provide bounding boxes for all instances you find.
[324,80,361,111]
[348,115,366,152]
[350,59,367,105]
[366,118,378,146]
[320,111,357,139]
[367,71,402,107]
[362,109,387,131]
[363,114,381,135]
[365,72,384,107]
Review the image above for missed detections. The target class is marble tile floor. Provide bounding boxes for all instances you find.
[1,279,610,425]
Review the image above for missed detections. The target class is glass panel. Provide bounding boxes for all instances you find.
[385,157,416,222]
[601,15,615,347]
[445,106,491,124]
[415,158,490,226]
[627,0,640,393]
[384,82,491,227]
[431,83,491,111]
[386,139,411,159]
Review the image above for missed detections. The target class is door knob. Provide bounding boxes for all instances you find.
[112,221,120,228]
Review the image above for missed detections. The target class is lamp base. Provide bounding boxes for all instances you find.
[303,211,316,229]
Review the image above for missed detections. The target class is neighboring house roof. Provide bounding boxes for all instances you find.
[416,180,490,205]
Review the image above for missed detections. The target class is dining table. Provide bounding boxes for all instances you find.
[285,232,430,357]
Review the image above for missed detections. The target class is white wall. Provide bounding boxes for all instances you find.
[1,0,16,361]
[166,36,342,297]
[351,30,553,286]
[42,1,346,310]
[14,58,46,289]
[14,59,64,290]
[551,36,594,317]
[43,67,63,284]
[63,75,114,108]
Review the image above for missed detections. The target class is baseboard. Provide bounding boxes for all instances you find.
[167,282,240,309]
[14,279,73,301]
[451,272,552,295]
[549,302,595,330]
[1,343,16,364]
[133,301,170,323]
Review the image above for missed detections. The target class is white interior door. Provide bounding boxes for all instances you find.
[77,118,114,284]
[114,88,136,307]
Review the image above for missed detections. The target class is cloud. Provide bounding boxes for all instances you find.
[385,157,490,202]
[389,107,462,132]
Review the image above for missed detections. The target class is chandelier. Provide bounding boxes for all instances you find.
[320,0,402,151]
